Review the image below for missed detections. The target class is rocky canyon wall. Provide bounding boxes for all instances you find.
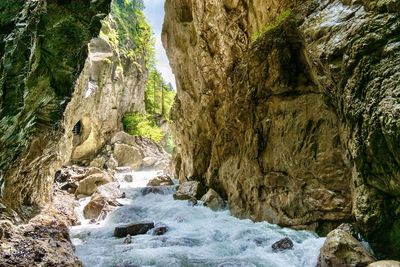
[0,0,149,215]
[58,14,148,167]
[0,0,111,211]
[163,0,400,258]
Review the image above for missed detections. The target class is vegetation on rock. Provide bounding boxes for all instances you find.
[0,0,111,208]
[123,112,164,143]
[114,0,176,153]
[108,0,154,67]
[251,9,292,42]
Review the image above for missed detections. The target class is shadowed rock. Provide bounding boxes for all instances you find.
[272,237,294,252]
[114,222,155,238]
[200,189,225,211]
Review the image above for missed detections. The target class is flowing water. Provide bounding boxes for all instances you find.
[70,170,325,267]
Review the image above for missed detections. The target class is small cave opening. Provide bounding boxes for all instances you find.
[72,120,82,135]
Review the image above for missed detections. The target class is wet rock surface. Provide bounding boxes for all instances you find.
[173,181,207,200]
[141,187,169,196]
[149,224,169,236]
[271,237,294,252]
[114,221,155,238]
[200,189,226,211]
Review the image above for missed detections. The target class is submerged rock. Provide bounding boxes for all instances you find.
[147,175,174,186]
[188,197,198,206]
[114,221,155,238]
[319,228,375,267]
[123,234,132,244]
[200,189,225,211]
[141,187,166,196]
[173,181,206,200]
[124,175,134,183]
[271,237,294,252]
[149,224,169,236]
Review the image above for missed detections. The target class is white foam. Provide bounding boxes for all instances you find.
[71,170,325,267]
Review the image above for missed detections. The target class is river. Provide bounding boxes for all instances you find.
[70,170,324,267]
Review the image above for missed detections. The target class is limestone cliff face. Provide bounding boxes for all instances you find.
[0,0,111,210]
[58,20,147,165]
[0,0,148,214]
[163,0,400,258]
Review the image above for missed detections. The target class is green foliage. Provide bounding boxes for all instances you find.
[165,133,174,154]
[106,0,155,68]
[251,9,292,42]
[123,112,164,143]
[0,0,108,174]
[145,69,176,118]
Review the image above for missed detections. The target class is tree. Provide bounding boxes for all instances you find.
[144,69,175,118]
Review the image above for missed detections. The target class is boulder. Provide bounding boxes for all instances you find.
[114,221,155,238]
[96,182,122,199]
[59,182,78,194]
[111,131,138,147]
[123,174,133,182]
[153,226,168,236]
[113,143,143,170]
[83,194,107,220]
[173,181,206,200]
[56,166,104,183]
[147,175,174,186]
[319,229,375,267]
[105,156,118,170]
[200,189,225,211]
[368,261,400,267]
[149,224,168,236]
[89,156,106,168]
[141,187,166,196]
[142,157,158,167]
[75,173,110,196]
[271,237,294,252]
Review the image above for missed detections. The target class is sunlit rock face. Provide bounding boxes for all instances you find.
[163,0,400,258]
[0,0,111,210]
[59,24,147,165]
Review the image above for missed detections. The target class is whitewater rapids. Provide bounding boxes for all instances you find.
[70,170,324,267]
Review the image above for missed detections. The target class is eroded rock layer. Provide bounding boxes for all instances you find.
[163,0,400,258]
[0,0,111,209]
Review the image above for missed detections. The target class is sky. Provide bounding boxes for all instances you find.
[142,0,176,88]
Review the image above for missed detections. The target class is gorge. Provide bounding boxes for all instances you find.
[0,0,399,266]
